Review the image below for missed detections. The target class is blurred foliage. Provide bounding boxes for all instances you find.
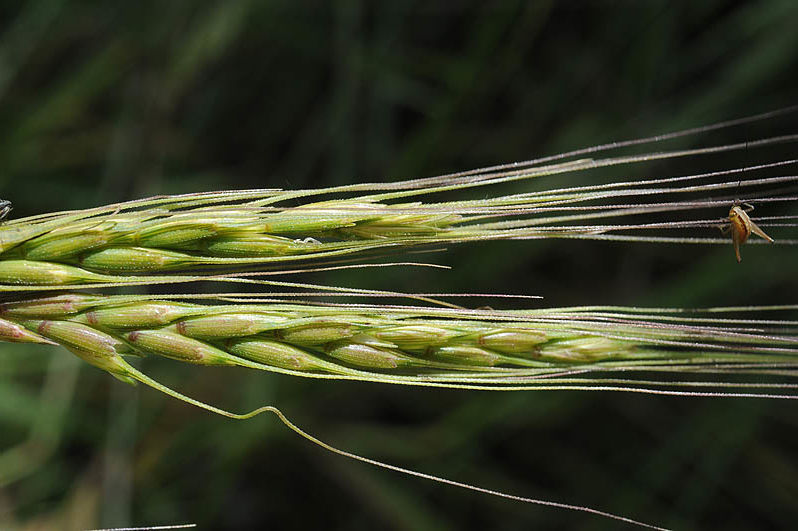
[1,1,797,530]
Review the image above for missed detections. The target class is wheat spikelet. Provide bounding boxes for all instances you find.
[2,107,797,529]
[2,293,796,397]
[1,112,796,289]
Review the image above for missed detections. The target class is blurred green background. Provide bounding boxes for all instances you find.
[1,2,798,529]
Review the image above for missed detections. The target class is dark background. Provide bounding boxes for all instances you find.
[1,2,797,530]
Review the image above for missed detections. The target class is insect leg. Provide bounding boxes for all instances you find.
[733,238,742,263]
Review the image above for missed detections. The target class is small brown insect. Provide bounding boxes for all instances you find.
[723,202,774,263]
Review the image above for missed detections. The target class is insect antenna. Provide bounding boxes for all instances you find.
[734,139,749,206]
